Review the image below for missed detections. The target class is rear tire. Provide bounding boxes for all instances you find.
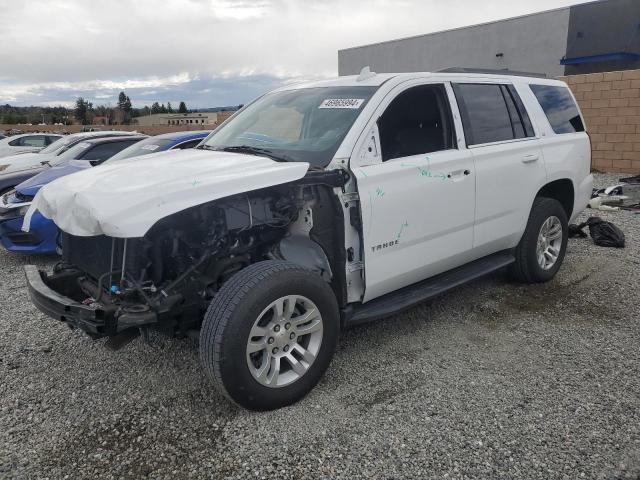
[511,197,568,283]
[199,260,339,411]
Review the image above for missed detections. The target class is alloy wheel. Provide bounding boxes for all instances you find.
[536,216,563,270]
[246,295,323,388]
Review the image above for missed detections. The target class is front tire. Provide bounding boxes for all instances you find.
[199,260,339,411]
[511,197,568,283]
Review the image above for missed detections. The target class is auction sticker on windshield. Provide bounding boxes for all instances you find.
[319,98,365,109]
[141,144,160,151]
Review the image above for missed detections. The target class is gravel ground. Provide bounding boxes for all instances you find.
[1,173,639,479]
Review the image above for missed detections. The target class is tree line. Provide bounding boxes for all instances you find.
[0,91,189,126]
[73,92,188,125]
[0,104,70,125]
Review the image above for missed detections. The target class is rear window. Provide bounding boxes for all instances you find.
[452,83,535,146]
[530,85,585,134]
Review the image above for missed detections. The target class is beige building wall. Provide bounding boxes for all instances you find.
[0,124,213,136]
[560,69,640,174]
[134,112,218,127]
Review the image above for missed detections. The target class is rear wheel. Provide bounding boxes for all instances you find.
[511,197,568,283]
[199,260,339,410]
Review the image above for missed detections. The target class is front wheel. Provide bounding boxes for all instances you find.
[511,197,568,283]
[199,260,339,410]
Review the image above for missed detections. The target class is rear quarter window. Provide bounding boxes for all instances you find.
[529,84,585,134]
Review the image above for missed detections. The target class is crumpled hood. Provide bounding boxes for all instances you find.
[17,160,90,197]
[24,149,309,238]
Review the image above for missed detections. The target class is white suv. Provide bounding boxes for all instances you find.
[25,68,592,410]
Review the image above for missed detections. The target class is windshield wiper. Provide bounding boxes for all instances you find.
[219,145,290,162]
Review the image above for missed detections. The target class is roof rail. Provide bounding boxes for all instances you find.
[437,67,547,79]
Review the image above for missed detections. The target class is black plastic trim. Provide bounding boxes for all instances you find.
[292,169,349,188]
[25,265,158,337]
[438,67,547,78]
[342,250,515,327]
[25,265,107,335]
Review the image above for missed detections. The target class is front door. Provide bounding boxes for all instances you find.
[353,81,475,302]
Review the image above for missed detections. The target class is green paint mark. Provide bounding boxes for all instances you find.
[191,179,201,187]
[397,221,409,239]
[367,191,373,237]
[401,156,449,180]
[359,169,368,177]
[376,187,385,197]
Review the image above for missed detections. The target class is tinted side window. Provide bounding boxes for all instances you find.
[9,135,48,147]
[506,85,534,138]
[453,84,515,145]
[502,85,535,139]
[378,84,456,161]
[23,136,48,147]
[81,140,139,162]
[530,84,585,134]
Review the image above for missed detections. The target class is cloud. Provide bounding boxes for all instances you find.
[209,0,271,19]
[0,74,286,109]
[0,0,587,107]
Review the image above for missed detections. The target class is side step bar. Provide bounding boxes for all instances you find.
[342,250,515,327]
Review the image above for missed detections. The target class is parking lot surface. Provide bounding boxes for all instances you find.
[1,173,638,479]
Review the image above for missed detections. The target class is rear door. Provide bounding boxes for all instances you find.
[452,81,547,256]
[352,80,476,302]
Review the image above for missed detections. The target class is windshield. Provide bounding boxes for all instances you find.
[105,137,174,163]
[49,141,92,166]
[201,86,377,168]
[38,136,67,154]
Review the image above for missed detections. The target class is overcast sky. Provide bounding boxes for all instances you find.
[0,0,588,109]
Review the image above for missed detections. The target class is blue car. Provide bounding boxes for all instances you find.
[103,130,211,164]
[0,131,210,254]
[0,135,146,253]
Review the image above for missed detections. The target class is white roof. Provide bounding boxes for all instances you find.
[275,71,566,92]
[1,132,61,141]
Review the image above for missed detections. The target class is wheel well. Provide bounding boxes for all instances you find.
[536,179,574,218]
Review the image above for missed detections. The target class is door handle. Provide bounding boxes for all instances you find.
[522,154,539,163]
[447,169,472,180]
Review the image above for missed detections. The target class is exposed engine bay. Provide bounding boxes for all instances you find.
[44,183,346,338]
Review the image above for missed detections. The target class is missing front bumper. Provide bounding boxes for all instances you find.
[24,265,157,337]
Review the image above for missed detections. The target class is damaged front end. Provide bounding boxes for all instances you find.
[27,188,301,338]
